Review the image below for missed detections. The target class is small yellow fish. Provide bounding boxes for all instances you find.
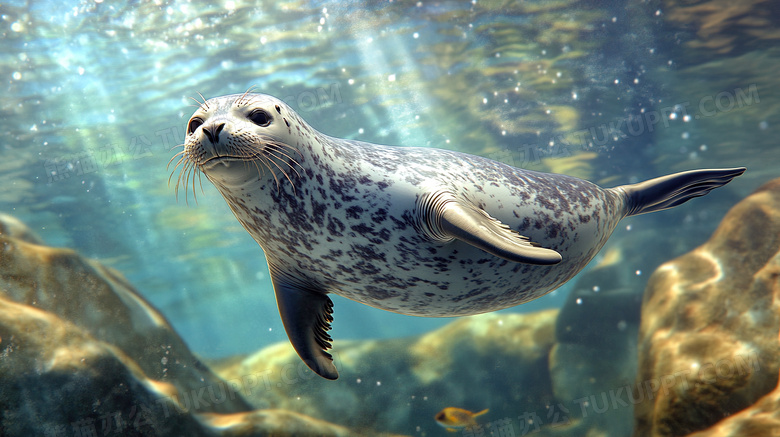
[434,407,489,432]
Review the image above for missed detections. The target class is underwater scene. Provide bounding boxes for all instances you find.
[1,0,779,435]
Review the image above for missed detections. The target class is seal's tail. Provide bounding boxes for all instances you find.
[616,167,746,217]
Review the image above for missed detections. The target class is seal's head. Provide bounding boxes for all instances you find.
[169,91,301,201]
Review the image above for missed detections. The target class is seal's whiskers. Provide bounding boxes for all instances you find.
[188,96,207,112]
[265,145,302,178]
[196,91,209,110]
[262,154,281,190]
[235,144,268,185]
[166,150,185,173]
[236,85,257,106]
[263,150,296,189]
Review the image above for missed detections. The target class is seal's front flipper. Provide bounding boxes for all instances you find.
[618,167,746,217]
[427,193,562,265]
[270,271,338,380]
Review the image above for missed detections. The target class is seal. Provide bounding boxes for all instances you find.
[170,91,745,380]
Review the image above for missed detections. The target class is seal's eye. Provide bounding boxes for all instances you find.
[188,117,204,134]
[248,109,272,127]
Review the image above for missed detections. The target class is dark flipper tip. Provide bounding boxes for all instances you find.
[272,274,339,380]
[620,167,747,217]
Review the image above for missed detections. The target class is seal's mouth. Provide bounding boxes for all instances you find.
[167,142,237,204]
[168,134,305,204]
[201,155,242,169]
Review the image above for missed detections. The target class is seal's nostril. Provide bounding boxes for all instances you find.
[203,128,214,144]
[204,123,225,144]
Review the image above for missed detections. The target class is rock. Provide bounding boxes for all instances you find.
[199,409,404,437]
[0,213,44,245]
[684,380,780,437]
[0,214,408,436]
[634,178,780,436]
[211,310,559,436]
[0,294,208,436]
[0,214,250,415]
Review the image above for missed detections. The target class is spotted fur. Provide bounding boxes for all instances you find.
[181,93,632,318]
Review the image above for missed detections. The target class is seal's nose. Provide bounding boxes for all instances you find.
[203,122,225,145]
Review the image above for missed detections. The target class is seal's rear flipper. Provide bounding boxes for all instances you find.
[270,270,338,380]
[618,167,746,217]
[432,194,562,265]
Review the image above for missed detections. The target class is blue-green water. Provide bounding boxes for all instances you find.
[0,0,777,434]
